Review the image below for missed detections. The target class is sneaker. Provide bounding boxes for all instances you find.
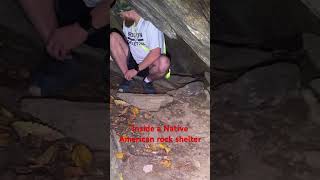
[142,81,156,94]
[118,79,132,93]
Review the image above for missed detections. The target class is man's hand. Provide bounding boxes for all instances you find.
[124,69,138,80]
[46,23,88,60]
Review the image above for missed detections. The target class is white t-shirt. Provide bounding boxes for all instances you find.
[83,0,101,7]
[123,18,166,64]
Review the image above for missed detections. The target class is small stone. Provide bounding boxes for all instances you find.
[143,164,153,173]
[194,160,201,169]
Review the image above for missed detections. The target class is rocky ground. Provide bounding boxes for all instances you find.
[110,79,210,180]
[0,25,211,180]
[0,26,108,180]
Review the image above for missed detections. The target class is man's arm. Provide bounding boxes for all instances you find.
[124,48,160,80]
[90,0,110,29]
[138,48,161,71]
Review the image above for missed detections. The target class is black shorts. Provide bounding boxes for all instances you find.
[55,0,108,50]
[127,51,150,78]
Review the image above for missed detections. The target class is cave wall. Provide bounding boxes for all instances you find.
[213,0,320,45]
[127,0,210,67]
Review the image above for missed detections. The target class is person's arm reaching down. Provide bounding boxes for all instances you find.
[47,0,109,60]
[124,48,161,80]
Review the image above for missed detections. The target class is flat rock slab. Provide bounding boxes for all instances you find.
[167,81,205,97]
[116,93,173,112]
[20,98,107,150]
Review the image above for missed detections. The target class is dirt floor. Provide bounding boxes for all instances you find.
[110,75,210,180]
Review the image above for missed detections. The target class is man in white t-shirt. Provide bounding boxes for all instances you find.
[18,0,109,96]
[110,1,170,94]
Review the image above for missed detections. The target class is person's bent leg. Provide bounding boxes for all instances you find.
[19,0,58,43]
[110,32,129,75]
[147,55,170,81]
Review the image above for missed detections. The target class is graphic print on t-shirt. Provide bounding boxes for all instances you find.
[123,18,165,64]
[127,32,146,47]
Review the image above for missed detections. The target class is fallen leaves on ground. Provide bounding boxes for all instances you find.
[143,112,153,120]
[159,143,171,154]
[130,107,140,117]
[115,152,125,160]
[32,144,58,167]
[160,159,172,168]
[145,143,171,154]
[71,144,93,169]
[119,107,129,116]
[114,99,129,107]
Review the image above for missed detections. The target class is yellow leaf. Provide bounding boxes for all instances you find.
[114,100,129,106]
[130,107,140,116]
[119,173,124,180]
[71,144,93,168]
[148,143,159,151]
[159,143,171,154]
[160,159,172,168]
[115,152,124,159]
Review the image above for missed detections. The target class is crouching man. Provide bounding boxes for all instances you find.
[110,1,170,94]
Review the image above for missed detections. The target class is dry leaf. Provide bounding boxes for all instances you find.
[71,144,93,168]
[143,113,153,120]
[119,107,129,116]
[115,152,124,160]
[114,100,129,106]
[160,159,172,168]
[119,173,124,180]
[147,143,159,151]
[130,107,140,116]
[159,143,171,154]
[33,144,58,166]
[64,166,84,178]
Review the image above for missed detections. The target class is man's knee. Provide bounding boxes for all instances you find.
[110,32,122,45]
[158,55,170,73]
